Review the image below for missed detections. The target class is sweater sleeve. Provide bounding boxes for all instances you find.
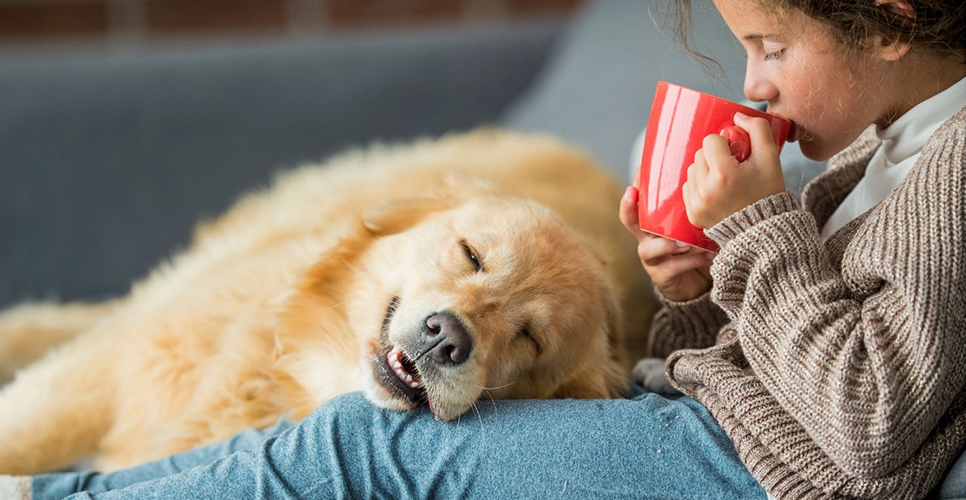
[702,122,966,479]
[647,287,729,358]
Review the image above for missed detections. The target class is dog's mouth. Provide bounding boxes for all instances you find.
[374,296,428,403]
[378,344,426,402]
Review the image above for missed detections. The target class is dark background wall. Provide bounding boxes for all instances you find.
[0,0,583,46]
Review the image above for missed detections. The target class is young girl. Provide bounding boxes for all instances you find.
[621,0,965,499]
[2,0,962,499]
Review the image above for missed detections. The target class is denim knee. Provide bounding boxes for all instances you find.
[320,392,373,418]
[299,391,379,438]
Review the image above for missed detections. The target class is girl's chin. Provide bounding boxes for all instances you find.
[796,135,837,162]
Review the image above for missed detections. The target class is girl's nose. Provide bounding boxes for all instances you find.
[743,62,779,103]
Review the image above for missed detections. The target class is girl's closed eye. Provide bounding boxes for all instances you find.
[762,41,786,61]
[764,49,785,61]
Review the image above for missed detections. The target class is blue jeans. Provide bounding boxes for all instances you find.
[33,387,766,499]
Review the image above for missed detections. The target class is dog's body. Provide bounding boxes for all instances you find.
[0,130,655,475]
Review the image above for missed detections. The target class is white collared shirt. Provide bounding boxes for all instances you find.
[820,77,966,242]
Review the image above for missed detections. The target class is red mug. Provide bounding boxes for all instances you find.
[636,81,794,253]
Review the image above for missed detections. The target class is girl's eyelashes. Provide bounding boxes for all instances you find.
[757,37,785,61]
[737,41,784,62]
[764,48,786,61]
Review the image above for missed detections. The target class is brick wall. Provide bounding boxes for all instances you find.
[0,0,584,45]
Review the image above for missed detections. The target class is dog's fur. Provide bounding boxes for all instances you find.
[0,130,656,475]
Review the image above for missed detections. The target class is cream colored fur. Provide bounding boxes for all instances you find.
[0,129,656,475]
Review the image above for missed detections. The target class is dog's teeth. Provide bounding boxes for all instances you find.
[410,381,419,388]
[393,361,402,369]
[405,374,413,382]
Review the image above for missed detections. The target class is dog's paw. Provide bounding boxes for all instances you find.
[0,475,31,500]
[632,357,681,395]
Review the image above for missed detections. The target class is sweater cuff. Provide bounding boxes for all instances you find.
[705,191,800,248]
[648,286,727,358]
[652,283,714,309]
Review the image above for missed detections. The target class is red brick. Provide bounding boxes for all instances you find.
[0,2,110,40]
[507,0,584,16]
[327,0,462,28]
[145,0,286,35]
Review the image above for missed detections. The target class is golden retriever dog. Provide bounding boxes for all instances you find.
[0,129,655,475]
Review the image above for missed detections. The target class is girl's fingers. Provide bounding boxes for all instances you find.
[684,151,708,222]
[696,261,713,281]
[619,186,649,240]
[682,179,695,226]
[637,235,690,266]
[689,151,710,193]
[734,113,779,156]
[702,134,737,171]
[662,250,714,276]
[647,250,714,284]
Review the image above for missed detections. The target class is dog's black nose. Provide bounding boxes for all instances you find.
[421,311,473,365]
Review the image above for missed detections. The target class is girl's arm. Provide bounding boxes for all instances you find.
[647,289,729,358]
[680,124,966,478]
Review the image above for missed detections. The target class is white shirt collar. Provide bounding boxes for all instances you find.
[875,76,966,166]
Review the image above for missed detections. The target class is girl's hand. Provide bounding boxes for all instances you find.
[682,112,786,229]
[620,186,714,302]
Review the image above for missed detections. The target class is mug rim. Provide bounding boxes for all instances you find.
[640,228,718,255]
[656,80,794,126]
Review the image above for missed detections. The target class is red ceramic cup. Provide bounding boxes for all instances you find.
[636,81,794,253]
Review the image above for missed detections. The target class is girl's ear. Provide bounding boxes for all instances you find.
[873,0,915,62]
[876,0,915,20]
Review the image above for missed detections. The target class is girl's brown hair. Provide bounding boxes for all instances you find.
[659,0,965,70]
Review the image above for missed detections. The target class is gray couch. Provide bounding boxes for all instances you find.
[0,22,561,304]
[0,1,961,497]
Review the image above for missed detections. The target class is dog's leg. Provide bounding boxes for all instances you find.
[0,325,117,475]
[0,300,117,384]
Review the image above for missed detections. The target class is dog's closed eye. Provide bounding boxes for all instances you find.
[460,240,484,273]
[519,326,541,355]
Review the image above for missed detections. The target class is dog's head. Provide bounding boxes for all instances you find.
[277,181,626,421]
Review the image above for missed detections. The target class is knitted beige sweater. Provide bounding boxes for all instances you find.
[650,106,966,499]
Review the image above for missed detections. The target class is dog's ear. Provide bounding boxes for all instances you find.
[440,173,502,196]
[362,196,457,237]
[362,174,503,236]
[552,358,627,399]
[552,298,627,399]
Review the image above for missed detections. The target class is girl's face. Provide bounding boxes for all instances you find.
[714,0,895,160]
